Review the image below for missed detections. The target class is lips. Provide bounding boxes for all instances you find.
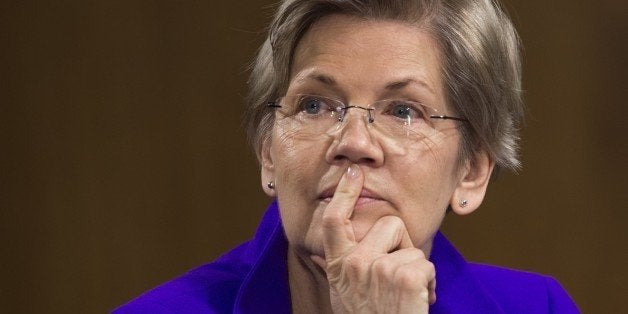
[318,187,383,202]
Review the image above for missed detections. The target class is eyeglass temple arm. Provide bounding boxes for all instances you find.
[430,115,469,122]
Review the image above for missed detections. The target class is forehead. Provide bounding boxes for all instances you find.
[290,14,443,100]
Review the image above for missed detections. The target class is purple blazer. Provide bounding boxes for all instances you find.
[114,201,579,313]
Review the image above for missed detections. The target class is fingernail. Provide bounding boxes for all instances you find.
[347,164,359,179]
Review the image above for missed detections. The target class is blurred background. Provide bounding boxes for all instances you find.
[1,0,626,312]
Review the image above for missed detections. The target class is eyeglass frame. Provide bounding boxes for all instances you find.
[266,94,469,126]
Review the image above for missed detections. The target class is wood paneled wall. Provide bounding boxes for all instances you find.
[1,0,625,312]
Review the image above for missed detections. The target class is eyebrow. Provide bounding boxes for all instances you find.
[385,78,435,95]
[306,73,336,86]
[299,72,434,95]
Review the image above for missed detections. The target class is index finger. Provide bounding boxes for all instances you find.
[321,164,363,259]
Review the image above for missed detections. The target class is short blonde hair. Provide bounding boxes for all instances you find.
[245,0,524,172]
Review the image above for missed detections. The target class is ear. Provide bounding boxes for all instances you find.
[450,150,495,215]
[260,136,276,197]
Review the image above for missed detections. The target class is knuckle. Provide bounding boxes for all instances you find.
[371,256,393,277]
[321,209,344,228]
[378,215,404,226]
[378,215,408,241]
[333,182,360,201]
[334,186,355,198]
[394,266,425,291]
[407,247,426,259]
[344,253,369,274]
[418,259,435,275]
[397,247,426,260]
[426,261,435,273]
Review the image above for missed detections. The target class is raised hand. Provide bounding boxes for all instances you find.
[311,164,436,313]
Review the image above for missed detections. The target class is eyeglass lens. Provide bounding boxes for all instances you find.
[274,94,455,141]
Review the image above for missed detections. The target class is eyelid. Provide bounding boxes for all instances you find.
[298,94,341,108]
[378,99,423,109]
[379,99,431,117]
[390,99,434,113]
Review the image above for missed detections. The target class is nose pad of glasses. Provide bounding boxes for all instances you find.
[337,114,371,124]
[339,106,375,123]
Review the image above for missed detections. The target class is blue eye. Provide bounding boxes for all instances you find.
[392,104,412,118]
[297,96,330,115]
[388,101,425,119]
[303,99,321,114]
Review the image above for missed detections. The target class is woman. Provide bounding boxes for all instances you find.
[116,0,578,312]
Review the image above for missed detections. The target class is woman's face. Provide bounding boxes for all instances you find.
[261,15,492,257]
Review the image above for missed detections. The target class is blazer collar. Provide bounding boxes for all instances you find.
[235,201,503,313]
[429,231,504,313]
[233,200,291,314]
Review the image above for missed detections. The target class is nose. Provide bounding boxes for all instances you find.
[325,109,384,166]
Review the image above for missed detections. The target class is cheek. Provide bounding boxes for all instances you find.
[392,136,459,195]
[390,136,461,246]
[271,128,327,246]
[377,127,453,159]
[271,130,309,178]
[394,162,449,249]
[271,125,332,181]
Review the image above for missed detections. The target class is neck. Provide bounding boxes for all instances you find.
[287,246,333,313]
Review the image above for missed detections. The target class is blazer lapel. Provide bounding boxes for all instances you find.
[429,231,505,313]
[233,201,292,314]
[234,203,504,313]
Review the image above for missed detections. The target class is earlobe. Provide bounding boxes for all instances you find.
[450,151,494,215]
[260,136,276,197]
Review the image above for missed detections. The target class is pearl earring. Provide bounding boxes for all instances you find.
[267,181,275,189]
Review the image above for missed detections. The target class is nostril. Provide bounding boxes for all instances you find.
[362,157,376,164]
[333,154,375,164]
[326,118,384,166]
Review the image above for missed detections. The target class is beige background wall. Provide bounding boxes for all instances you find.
[1,0,626,312]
